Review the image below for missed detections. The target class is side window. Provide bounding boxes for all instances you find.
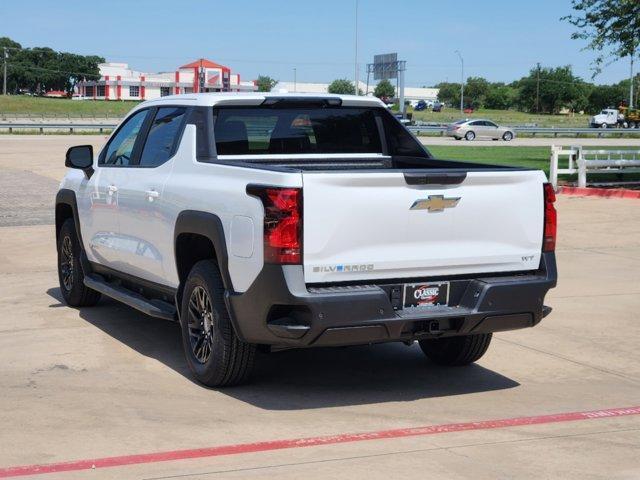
[483,121,497,127]
[469,120,483,126]
[100,110,148,166]
[139,107,187,167]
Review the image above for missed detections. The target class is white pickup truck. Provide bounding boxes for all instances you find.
[56,93,557,386]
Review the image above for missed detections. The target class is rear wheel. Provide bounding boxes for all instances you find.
[502,131,513,141]
[464,131,475,141]
[600,123,608,129]
[57,218,101,307]
[180,260,256,387]
[419,334,492,366]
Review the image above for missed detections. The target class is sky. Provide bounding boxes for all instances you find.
[1,0,634,87]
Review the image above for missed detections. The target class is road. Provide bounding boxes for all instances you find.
[419,136,640,147]
[0,136,639,479]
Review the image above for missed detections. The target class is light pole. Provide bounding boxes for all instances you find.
[2,47,8,96]
[630,51,635,109]
[354,0,359,95]
[454,50,464,114]
[293,67,297,93]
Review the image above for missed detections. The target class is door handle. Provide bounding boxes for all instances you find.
[108,185,118,194]
[145,189,160,201]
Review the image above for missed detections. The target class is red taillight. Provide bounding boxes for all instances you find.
[543,183,557,252]
[248,186,302,264]
[452,125,460,130]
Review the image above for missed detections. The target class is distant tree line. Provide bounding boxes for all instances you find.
[435,66,639,114]
[0,37,103,95]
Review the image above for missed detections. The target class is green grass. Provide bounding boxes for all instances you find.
[428,146,550,171]
[0,96,139,117]
[411,108,591,128]
[427,145,640,183]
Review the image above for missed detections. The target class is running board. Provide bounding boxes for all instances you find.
[84,274,176,321]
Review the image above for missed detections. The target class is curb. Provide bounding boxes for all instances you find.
[558,186,640,199]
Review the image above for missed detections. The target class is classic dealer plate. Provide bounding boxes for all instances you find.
[403,282,450,308]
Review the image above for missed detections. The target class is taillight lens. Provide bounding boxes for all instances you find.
[543,183,557,252]
[247,186,302,264]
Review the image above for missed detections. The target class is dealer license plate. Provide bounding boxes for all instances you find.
[403,282,449,309]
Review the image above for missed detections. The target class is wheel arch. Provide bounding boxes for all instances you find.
[174,210,232,301]
[55,189,83,247]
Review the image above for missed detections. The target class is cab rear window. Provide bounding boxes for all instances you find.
[214,107,382,155]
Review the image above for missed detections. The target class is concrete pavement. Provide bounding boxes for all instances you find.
[0,136,638,479]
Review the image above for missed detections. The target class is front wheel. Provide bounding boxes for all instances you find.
[57,218,101,307]
[464,131,475,141]
[180,260,256,387]
[419,333,492,366]
[502,131,513,141]
[600,123,608,129]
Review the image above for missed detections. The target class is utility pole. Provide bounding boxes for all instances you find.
[536,62,541,113]
[2,47,7,96]
[293,67,297,93]
[630,52,635,109]
[455,50,464,115]
[354,0,359,95]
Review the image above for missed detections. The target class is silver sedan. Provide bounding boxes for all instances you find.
[446,119,515,141]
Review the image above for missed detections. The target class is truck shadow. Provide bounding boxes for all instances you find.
[47,287,520,410]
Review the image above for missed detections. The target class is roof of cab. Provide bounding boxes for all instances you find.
[132,92,386,111]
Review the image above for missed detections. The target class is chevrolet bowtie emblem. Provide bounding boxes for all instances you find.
[410,195,461,212]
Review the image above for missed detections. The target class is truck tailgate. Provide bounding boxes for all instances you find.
[302,169,546,284]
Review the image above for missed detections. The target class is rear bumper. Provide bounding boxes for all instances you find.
[226,253,557,348]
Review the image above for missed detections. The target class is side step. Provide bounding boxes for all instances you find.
[84,274,176,321]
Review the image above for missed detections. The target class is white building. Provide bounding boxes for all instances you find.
[272,81,439,103]
[78,58,257,101]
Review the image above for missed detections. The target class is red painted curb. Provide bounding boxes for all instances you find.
[1,406,639,478]
[558,186,640,199]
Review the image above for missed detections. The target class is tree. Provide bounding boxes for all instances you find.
[0,37,103,95]
[515,65,589,113]
[464,77,491,109]
[256,75,277,92]
[563,0,640,76]
[434,82,460,107]
[328,78,356,95]
[373,79,395,99]
[484,83,518,110]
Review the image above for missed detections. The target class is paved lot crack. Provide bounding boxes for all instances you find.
[495,337,639,383]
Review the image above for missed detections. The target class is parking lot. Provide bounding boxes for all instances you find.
[1,136,639,479]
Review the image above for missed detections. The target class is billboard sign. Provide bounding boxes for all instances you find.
[373,53,398,80]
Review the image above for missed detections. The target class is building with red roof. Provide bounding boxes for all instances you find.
[77,58,256,101]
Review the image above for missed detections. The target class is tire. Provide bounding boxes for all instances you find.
[419,333,492,366]
[464,131,475,141]
[454,136,462,141]
[502,131,513,141]
[180,260,256,387]
[601,123,608,129]
[57,218,101,307]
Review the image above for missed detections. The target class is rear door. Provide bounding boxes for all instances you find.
[114,106,188,284]
[302,168,546,284]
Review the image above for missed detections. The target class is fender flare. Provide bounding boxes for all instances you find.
[55,189,92,274]
[173,210,232,291]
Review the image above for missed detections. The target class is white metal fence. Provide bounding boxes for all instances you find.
[549,145,640,188]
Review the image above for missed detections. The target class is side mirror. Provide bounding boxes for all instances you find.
[65,145,94,178]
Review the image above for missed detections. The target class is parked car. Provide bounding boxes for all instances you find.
[446,119,515,141]
[432,101,443,112]
[56,93,555,386]
[414,100,428,111]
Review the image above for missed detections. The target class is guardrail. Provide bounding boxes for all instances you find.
[0,122,117,133]
[549,145,640,188]
[2,121,640,138]
[408,125,640,137]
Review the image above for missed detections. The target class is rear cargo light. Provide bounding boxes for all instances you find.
[247,185,302,264]
[543,183,557,252]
